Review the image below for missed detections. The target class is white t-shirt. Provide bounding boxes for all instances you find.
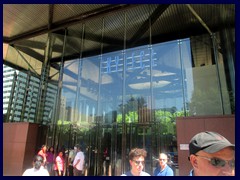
[22,166,49,176]
[73,151,85,171]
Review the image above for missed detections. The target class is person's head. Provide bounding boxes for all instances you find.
[128,148,147,175]
[48,146,54,153]
[58,150,64,157]
[158,153,168,168]
[73,145,77,152]
[167,154,172,164]
[75,144,81,152]
[41,145,47,152]
[189,131,235,176]
[33,155,44,170]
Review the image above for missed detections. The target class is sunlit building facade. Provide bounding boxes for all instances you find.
[3,65,58,124]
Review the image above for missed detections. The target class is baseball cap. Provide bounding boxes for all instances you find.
[189,131,235,155]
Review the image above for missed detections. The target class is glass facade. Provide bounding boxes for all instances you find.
[3,31,235,175]
[49,33,234,175]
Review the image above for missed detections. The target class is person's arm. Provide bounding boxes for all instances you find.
[73,159,80,168]
[56,157,62,175]
[38,150,47,165]
[73,153,81,168]
[68,151,72,165]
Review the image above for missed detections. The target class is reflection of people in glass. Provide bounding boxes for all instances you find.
[54,150,64,176]
[121,148,150,176]
[115,154,122,176]
[103,147,110,176]
[154,153,174,176]
[37,145,47,166]
[68,146,77,176]
[103,147,108,159]
[46,146,55,175]
[73,144,85,176]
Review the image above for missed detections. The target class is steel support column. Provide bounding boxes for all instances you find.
[35,34,55,123]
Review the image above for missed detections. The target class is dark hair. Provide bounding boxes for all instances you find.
[129,148,147,160]
[57,149,64,155]
[47,146,54,153]
[33,155,43,170]
[75,144,81,150]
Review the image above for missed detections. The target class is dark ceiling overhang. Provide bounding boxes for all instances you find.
[3,4,235,81]
[3,4,138,45]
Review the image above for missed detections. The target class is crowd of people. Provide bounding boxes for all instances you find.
[22,144,85,176]
[22,131,235,176]
[121,131,235,176]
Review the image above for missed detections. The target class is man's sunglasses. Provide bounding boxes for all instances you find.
[195,155,235,168]
[159,159,167,161]
[132,160,145,165]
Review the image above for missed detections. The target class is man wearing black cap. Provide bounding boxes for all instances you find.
[188,131,235,176]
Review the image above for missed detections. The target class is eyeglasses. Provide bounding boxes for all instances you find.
[195,155,235,168]
[132,160,145,165]
[159,159,167,161]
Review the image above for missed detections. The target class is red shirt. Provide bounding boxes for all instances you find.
[38,149,47,164]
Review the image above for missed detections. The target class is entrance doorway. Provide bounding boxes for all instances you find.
[47,120,177,176]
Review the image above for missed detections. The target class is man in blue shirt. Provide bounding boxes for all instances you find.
[154,153,174,176]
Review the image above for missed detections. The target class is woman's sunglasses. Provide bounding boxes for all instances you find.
[195,155,235,168]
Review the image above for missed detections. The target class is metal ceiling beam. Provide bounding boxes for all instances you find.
[53,30,83,54]
[55,29,123,46]
[186,4,212,36]
[50,62,78,80]
[50,52,83,63]
[3,4,139,45]
[81,32,123,46]
[13,45,44,62]
[13,45,65,73]
[13,40,46,50]
[132,26,208,47]
[48,4,54,30]
[14,47,39,75]
[129,4,170,46]
[50,43,124,63]
[14,39,65,53]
